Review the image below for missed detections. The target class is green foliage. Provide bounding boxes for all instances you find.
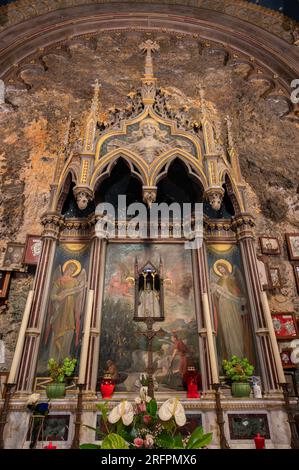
[47,357,77,383]
[79,443,101,449]
[101,433,129,449]
[146,398,158,417]
[186,428,213,449]
[81,396,213,450]
[222,355,254,383]
[140,374,149,386]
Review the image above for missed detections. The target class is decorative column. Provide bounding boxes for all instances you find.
[194,239,229,449]
[15,212,63,392]
[84,218,108,392]
[232,213,278,392]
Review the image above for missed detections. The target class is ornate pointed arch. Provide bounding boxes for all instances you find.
[219,169,245,215]
[54,164,80,212]
[91,150,149,190]
[152,152,207,190]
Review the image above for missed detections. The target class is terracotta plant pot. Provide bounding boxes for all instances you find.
[231,382,251,397]
[46,382,66,399]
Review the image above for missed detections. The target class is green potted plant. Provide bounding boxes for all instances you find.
[46,357,77,399]
[222,355,254,398]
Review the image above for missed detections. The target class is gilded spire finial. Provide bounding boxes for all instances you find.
[83,78,101,153]
[91,78,101,113]
[139,40,160,78]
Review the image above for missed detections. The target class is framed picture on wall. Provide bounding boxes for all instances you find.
[2,243,25,269]
[271,313,299,340]
[286,233,299,261]
[23,235,42,266]
[259,237,281,255]
[280,349,295,369]
[0,271,11,298]
[293,264,299,294]
[269,267,282,289]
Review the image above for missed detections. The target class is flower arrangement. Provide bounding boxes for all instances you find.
[48,357,77,383]
[26,393,50,449]
[26,393,49,416]
[81,392,212,450]
[222,355,254,383]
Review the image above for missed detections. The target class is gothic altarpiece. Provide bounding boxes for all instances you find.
[2,41,294,449]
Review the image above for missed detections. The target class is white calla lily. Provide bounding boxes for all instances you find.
[108,400,134,426]
[26,393,41,406]
[158,398,186,427]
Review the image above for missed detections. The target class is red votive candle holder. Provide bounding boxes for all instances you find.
[44,441,57,449]
[254,433,265,449]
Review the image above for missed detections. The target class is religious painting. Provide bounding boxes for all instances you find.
[280,349,295,369]
[3,242,25,269]
[269,267,282,289]
[293,265,299,294]
[286,233,299,261]
[271,313,298,340]
[259,236,281,255]
[26,415,70,442]
[228,414,270,440]
[207,244,256,369]
[23,235,42,265]
[0,271,11,298]
[98,243,200,393]
[36,243,90,376]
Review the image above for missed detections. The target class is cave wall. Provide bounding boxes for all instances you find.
[0,28,299,372]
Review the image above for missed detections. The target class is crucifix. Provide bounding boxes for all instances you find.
[133,259,165,398]
[139,40,160,78]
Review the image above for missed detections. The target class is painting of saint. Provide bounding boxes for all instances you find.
[208,245,256,367]
[98,243,200,392]
[43,260,86,363]
[37,244,89,375]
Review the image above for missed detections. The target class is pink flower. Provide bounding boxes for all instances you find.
[143,414,152,425]
[144,434,154,448]
[134,437,144,448]
[138,403,146,413]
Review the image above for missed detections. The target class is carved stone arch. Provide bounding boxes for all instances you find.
[55,170,77,213]
[151,153,207,190]
[220,170,244,215]
[53,164,80,212]
[91,152,148,191]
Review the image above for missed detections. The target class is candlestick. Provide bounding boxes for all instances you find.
[8,290,34,384]
[202,292,219,384]
[261,290,286,384]
[78,290,94,385]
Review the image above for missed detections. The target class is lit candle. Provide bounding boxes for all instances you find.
[202,292,219,384]
[78,290,94,385]
[261,290,286,384]
[8,290,34,384]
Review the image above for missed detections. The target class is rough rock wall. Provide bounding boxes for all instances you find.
[0,31,298,371]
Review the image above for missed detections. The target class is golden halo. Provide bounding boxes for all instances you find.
[62,259,81,277]
[213,259,233,277]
